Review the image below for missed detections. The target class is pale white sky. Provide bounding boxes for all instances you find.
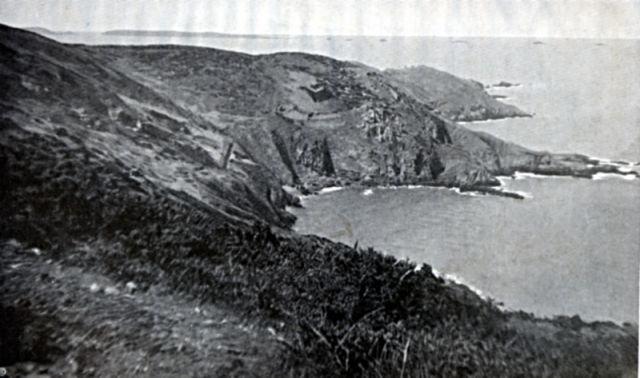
[1,0,639,38]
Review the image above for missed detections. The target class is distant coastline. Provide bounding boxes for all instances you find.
[103,29,288,39]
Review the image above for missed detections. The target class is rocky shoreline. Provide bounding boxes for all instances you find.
[1,24,637,377]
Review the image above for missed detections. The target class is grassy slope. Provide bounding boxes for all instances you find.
[385,66,532,121]
[0,24,637,377]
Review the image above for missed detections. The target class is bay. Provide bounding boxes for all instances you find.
[289,176,639,324]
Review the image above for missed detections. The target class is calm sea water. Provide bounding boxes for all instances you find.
[49,33,640,323]
[289,177,639,324]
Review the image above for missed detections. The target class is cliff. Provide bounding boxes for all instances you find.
[77,41,631,194]
[1,24,636,377]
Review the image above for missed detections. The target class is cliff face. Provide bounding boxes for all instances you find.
[1,24,631,240]
[88,47,464,190]
[83,42,628,195]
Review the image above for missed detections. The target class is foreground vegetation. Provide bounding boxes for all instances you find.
[1,130,637,377]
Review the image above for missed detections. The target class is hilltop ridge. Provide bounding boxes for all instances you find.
[385,65,531,121]
[81,38,631,195]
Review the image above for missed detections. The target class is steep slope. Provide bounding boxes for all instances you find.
[87,46,454,189]
[84,43,631,194]
[1,25,637,378]
[0,24,297,230]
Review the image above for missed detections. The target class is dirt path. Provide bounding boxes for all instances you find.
[0,239,283,378]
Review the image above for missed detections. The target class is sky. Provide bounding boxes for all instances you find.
[1,0,639,38]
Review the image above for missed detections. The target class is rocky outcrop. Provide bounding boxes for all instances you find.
[0,23,634,236]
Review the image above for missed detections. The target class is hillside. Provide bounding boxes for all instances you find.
[82,41,631,193]
[385,66,531,121]
[0,24,637,377]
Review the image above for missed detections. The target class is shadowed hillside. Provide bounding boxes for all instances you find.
[0,24,637,377]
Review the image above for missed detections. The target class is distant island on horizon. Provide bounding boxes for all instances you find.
[25,26,286,39]
[24,26,628,41]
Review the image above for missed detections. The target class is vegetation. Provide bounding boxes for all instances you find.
[1,129,637,377]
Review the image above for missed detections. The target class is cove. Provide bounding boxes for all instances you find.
[289,175,640,324]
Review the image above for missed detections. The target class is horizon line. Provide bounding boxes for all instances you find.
[16,24,640,41]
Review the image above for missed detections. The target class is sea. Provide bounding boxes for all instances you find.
[46,32,640,324]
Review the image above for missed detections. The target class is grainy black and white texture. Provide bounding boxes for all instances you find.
[0,24,637,377]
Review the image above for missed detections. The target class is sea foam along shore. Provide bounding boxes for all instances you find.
[592,172,638,180]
